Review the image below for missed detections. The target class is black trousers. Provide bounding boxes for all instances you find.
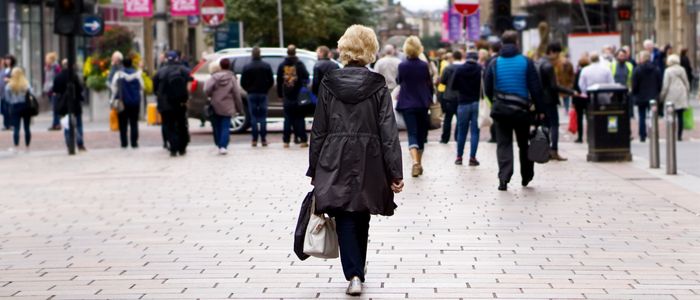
[495,118,534,183]
[161,109,189,154]
[334,212,370,282]
[118,105,140,148]
[283,105,308,144]
[574,100,587,141]
[440,100,458,143]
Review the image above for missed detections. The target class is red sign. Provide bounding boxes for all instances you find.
[201,0,226,27]
[617,6,632,21]
[454,0,479,16]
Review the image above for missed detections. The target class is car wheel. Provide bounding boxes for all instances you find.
[230,113,250,133]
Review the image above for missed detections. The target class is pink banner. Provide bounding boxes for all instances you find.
[170,0,200,16]
[441,12,450,42]
[124,0,153,17]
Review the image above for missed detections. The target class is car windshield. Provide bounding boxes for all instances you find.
[197,55,317,76]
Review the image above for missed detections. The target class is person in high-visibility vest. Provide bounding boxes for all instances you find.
[611,49,634,89]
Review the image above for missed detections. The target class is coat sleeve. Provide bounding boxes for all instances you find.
[240,67,250,92]
[660,71,670,102]
[306,83,330,178]
[312,65,322,95]
[378,89,403,180]
[484,63,495,101]
[231,76,244,115]
[266,66,274,91]
[276,64,284,98]
[203,77,215,98]
[526,59,544,112]
[110,72,120,98]
[631,68,639,96]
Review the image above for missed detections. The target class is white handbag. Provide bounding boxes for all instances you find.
[303,195,339,259]
[478,98,493,128]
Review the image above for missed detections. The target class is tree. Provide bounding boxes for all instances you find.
[225,0,376,50]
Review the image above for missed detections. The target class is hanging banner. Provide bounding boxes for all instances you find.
[124,0,153,17]
[441,12,450,42]
[170,0,200,16]
[448,6,462,42]
[466,9,480,41]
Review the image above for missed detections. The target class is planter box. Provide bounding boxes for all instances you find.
[89,90,111,123]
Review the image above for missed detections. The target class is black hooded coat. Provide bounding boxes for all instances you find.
[306,66,403,216]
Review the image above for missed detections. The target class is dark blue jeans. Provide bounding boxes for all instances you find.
[248,93,268,142]
[211,114,231,149]
[401,108,429,150]
[456,102,480,158]
[63,112,84,147]
[10,103,31,146]
[544,104,560,151]
[334,212,370,282]
[1,99,11,129]
[637,103,649,141]
[283,105,307,144]
[50,95,60,127]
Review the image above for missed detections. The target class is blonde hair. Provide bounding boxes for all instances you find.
[666,54,680,66]
[8,68,29,94]
[209,59,221,74]
[46,52,58,64]
[638,50,651,63]
[403,36,424,59]
[337,25,379,65]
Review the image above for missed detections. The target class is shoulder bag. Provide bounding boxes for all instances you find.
[26,91,39,117]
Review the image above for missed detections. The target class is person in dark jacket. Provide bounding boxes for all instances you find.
[53,60,87,153]
[631,50,662,142]
[486,42,502,143]
[537,42,575,161]
[573,56,590,143]
[438,50,463,144]
[241,47,274,147]
[680,48,694,91]
[307,25,403,297]
[277,45,310,148]
[153,51,193,157]
[312,46,339,95]
[484,30,544,191]
[397,36,433,178]
[451,51,482,166]
[110,58,144,149]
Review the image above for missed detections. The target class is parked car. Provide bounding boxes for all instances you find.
[187,48,341,133]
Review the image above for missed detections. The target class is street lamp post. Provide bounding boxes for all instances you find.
[277,0,284,47]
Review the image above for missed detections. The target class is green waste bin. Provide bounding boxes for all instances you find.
[585,84,632,162]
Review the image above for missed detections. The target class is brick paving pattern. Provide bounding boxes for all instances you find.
[1,140,700,299]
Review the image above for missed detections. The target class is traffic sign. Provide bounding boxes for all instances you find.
[81,14,104,37]
[201,0,226,27]
[454,0,479,16]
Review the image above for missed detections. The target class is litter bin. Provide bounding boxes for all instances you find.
[586,84,632,162]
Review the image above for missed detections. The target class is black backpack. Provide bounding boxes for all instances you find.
[163,67,189,104]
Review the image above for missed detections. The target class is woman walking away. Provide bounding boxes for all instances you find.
[4,68,33,152]
[204,59,244,155]
[307,25,404,296]
[397,36,434,177]
[660,54,690,141]
[111,58,144,148]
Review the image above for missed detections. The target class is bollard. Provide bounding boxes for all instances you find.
[649,100,660,168]
[665,102,677,175]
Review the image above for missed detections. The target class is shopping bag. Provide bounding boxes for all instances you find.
[683,107,695,130]
[109,108,119,131]
[528,126,551,164]
[391,87,406,130]
[303,194,339,259]
[428,99,442,130]
[478,99,492,128]
[293,190,314,261]
[568,109,578,134]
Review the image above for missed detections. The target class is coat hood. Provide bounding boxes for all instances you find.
[212,70,234,86]
[322,67,386,104]
[117,68,142,82]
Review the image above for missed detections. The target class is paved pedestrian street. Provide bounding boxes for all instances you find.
[1,141,700,300]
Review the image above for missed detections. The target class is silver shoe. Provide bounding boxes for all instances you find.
[346,276,362,296]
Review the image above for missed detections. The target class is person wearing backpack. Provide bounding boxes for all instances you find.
[277,45,310,148]
[111,57,144,149]
[438,50,463,144]
[153,51,193,157]
[484,31,544,191]
[3,68,33,153]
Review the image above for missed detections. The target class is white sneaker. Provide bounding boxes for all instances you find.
[8,147,16,154]
[219,148,228,155]
[346,276,362,296]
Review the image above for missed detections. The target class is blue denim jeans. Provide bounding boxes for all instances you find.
[10,103,31,146]
[544,104,560,151]
[456,102,480,158]
[401,108,429,150]
[50,95,61,127]
[211,114,231,149]
[637,103,649,141]
[247,93,268,142]
[63,112,84,147]
[333,212,370,282]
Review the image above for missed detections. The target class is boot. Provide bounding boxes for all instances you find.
[410,148,420,177]
[550,150,568,161]
[417,149,424,175]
